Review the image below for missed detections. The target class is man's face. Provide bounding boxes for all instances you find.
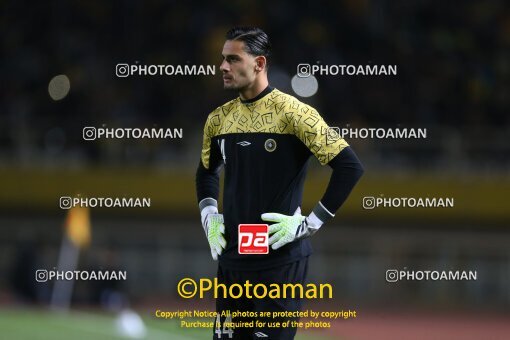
[220,40,259,90]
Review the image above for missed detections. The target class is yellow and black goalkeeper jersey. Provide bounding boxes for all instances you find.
[196,86,362,270]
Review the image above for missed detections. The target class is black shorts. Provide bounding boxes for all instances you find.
[214,257,309,340]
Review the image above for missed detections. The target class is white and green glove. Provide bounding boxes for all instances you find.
[261,207,326,250]
[200,199,226,260]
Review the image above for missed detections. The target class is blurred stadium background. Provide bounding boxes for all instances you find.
[1,0,509,339]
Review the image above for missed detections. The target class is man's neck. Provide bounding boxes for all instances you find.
[239,79,269,101]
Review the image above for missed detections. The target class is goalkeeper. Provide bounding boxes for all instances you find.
[196,27,364,339]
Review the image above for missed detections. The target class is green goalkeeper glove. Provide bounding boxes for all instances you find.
[201,205,226,260]
[261,208,324,250]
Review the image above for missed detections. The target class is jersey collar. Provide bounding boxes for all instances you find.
[240,86,274,104]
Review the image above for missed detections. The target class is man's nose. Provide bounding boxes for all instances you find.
[220,60,229,72]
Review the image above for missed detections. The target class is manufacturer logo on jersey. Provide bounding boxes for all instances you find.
[237,141,251,146]
[255,332,268,338]
[238,224,269,254]
[264,139,277,152]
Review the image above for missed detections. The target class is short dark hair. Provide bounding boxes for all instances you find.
[226,27,271,64]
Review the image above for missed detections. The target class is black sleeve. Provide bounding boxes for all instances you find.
[195,160,222,207]
[312,146,364,222]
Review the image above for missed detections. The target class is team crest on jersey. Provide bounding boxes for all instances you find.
[264,139,277,152]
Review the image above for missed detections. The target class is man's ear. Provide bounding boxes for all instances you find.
[254,56,267,72]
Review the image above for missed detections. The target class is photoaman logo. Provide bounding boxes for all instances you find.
[238,224,268,254]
